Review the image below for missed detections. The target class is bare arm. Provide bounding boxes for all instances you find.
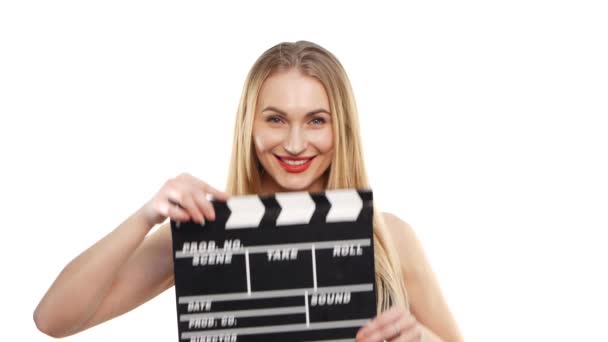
[382,212,464,342]
[33,207,173,337]
[33,173,229,338]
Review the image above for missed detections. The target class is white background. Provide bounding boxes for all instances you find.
[1,1,607,341]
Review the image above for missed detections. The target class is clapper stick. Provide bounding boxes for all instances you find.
[170,188,377,342]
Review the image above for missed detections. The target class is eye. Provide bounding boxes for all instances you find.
[311,117,326,125]
[266,116,283,124]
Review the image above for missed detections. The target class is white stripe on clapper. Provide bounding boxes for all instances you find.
[245,249,251,296]
[325,189,363,222]
[180,306,304,321]
[226,195,265,229]
[312,244,317,291]
[176,238,371,258]
[305,290,310,327]
[181,319,368,339]
[275,192,316,226]
[178,283,373,303]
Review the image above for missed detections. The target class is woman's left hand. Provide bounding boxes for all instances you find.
[355,306,423,342]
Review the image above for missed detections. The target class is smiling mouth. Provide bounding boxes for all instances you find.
[274,155,316,173]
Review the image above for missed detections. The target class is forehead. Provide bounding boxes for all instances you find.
[257,69,330,112]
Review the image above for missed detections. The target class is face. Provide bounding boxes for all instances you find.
[253,68,334,194]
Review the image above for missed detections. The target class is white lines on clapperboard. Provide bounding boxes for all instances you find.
[305,290,310,327]
[179,284,371,337]
[178,283,373,303]
[181,319,367,340]
[180,306,305,321]
[175,238,371,258]
[244,249,251,296]
[179,285,371,338]
[177,238,369,299]
[177,238,370,303]
[177,238,369,296]
[312,244,318,290]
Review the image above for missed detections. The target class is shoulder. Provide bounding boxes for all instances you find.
[379,212,426,276]
[380,211,418,252]
[380,213,465,340]
[380,212,413,236]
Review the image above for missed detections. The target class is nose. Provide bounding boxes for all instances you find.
[283,126,308,155]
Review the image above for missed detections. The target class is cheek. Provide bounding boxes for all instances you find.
[254,135,266,152]
[308,129,334,153]
[253,130,285,153]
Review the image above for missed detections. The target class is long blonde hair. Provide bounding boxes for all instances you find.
[226,40,408,312]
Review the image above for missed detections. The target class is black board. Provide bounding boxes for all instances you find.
[170,188,377,342]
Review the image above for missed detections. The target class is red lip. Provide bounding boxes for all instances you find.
[274,155,315,173]
[274,154,316,161]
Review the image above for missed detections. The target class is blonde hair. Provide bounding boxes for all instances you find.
[226,40,408,312]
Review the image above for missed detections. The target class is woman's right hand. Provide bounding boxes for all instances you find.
[142,172,230,227]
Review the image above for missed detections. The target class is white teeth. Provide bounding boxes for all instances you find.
[281,158,310,166]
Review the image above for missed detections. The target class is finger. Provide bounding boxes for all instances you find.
[192,189,215,221]
[399,324,422,342]
[357,308,403,339]
[397,313,417,335]
[167,186,204,224]
[189,177,230,201]
[377,320,405,342]
[166,200,191,222]
[356,319,377,340]
[362,309,411,342]
[181,193,205,224]
[189,192,206,225]
[166,184,184,207]
[357,320,383,340]
[208,186,230,201]
[387,312,418,342]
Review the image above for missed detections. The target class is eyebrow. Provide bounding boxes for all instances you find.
[262,106,331,117]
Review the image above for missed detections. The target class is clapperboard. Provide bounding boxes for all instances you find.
[170,188,377,342]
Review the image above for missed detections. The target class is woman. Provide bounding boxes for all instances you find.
[34,41,463,341]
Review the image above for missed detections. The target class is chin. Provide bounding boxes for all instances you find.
[277,177,315,192]
[278,182,311,192]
